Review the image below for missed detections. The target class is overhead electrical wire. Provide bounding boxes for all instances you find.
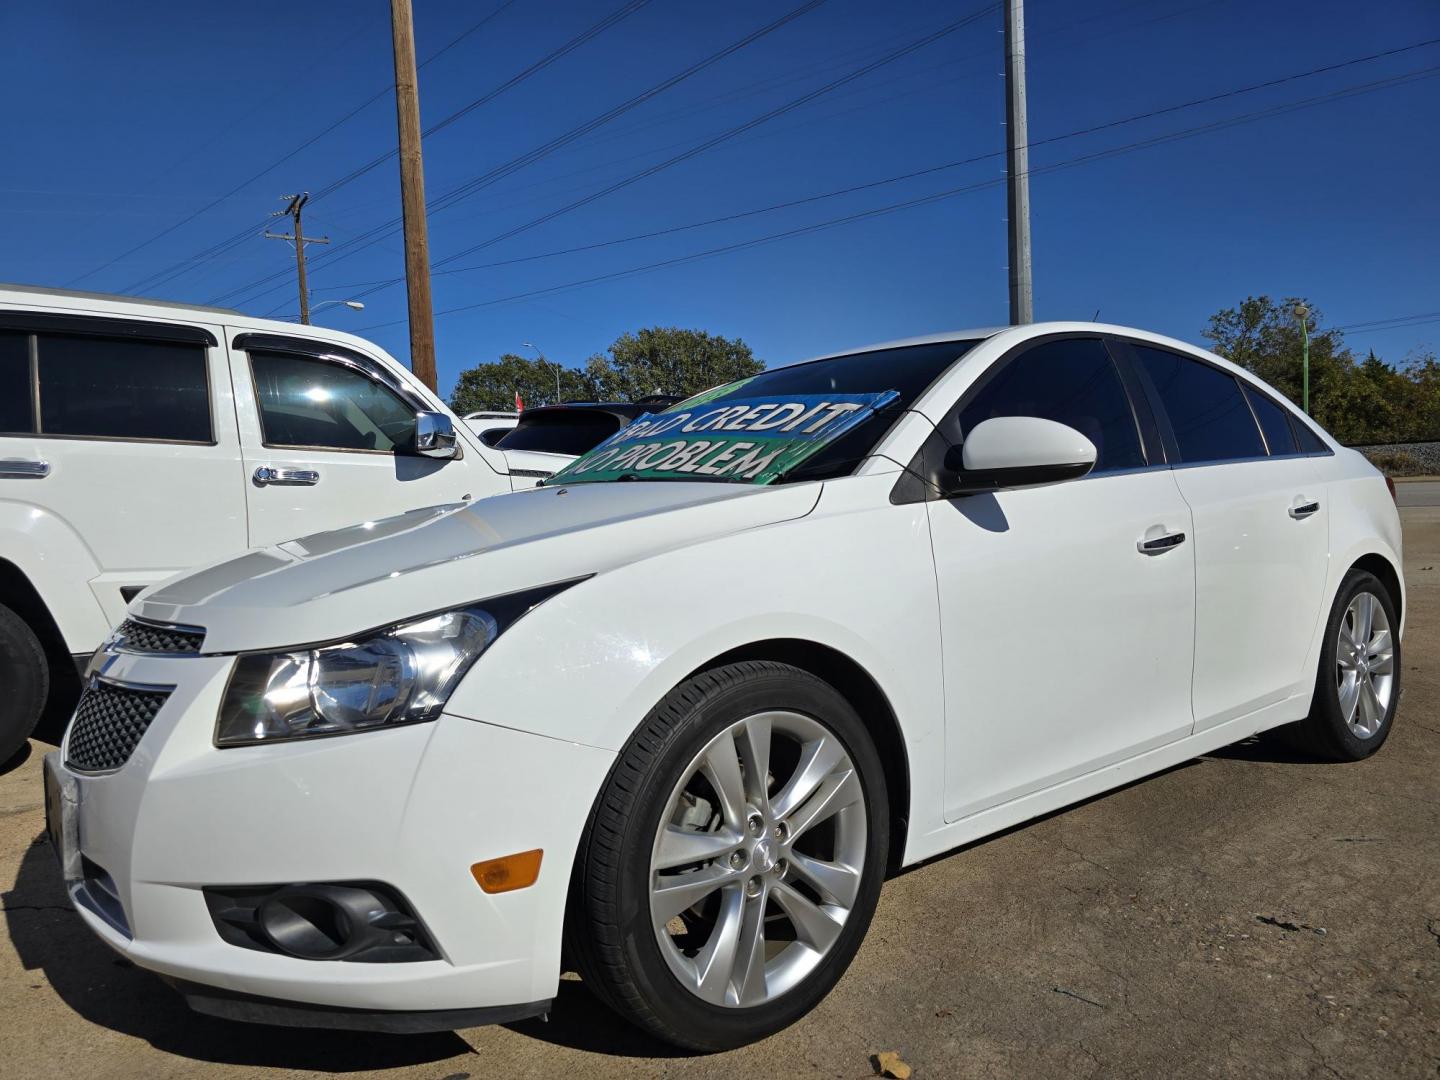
[347,64,1440,331]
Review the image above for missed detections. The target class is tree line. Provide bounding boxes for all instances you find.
[448,301,1439,449]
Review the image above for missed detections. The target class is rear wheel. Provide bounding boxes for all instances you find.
[568,661,889,1051]
[1284,569,1400,761]
[0,603,48,764]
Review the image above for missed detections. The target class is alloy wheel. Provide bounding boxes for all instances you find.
[648,710,867,1008]
[1335,590,1394,738]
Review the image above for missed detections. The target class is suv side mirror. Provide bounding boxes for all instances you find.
[944,416,1096,495]
[413,411,459,459]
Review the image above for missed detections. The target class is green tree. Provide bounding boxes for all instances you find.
[447,327,764,413]
[448,353,593,413]
[595,327,764,400]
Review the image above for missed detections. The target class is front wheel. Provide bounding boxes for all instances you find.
[1284,569,1401,761]
[568,661,889,1051]
[0,603,48,765]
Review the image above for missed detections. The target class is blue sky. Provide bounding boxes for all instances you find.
[2,0,1436,395]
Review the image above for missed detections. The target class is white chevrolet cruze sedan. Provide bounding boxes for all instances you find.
[47,322,1403,1050]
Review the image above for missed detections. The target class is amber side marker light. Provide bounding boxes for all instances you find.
[471,849,543,894]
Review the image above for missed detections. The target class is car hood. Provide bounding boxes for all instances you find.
[136,481,821,653]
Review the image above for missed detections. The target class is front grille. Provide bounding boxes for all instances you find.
[115,618,205,654]
[65,682,171,772]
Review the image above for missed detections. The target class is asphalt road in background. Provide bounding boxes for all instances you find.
[3,512,1438,1079]
[1394,479,1440,507]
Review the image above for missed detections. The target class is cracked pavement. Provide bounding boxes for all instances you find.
[3,509,1439,1079]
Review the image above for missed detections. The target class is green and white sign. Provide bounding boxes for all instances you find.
[546,391,901,486]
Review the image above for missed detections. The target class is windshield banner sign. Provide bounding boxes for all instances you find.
[546,391,900,486]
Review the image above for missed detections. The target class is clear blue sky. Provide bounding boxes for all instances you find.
[2,0,1437,396]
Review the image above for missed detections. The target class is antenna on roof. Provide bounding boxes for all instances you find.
[1092,309,1101,322]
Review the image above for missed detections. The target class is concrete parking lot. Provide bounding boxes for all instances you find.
[3,512,1438,1080]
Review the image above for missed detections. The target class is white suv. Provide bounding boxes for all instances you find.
[0,285,542,761]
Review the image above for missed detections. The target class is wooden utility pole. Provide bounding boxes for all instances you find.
[390,0,437,390]
[1003,0,1033,324]
[265,193,329,324]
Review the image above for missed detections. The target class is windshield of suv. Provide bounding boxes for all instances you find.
[545,340,980,486]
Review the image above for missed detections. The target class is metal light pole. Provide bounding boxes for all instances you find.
[310,300,366,316]
[1004,0,1034,325]
[1294,302,1311,414]
[523,342,562,403]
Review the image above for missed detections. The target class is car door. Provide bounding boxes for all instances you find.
[229,335,481,548]
[927,336,1196,823]
[1123,341,1331,731]
[0,313,245,629]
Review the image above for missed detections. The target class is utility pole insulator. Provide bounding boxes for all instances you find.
[266,193,329,324]
[1004,0,1034,325]
[391,0,438,391]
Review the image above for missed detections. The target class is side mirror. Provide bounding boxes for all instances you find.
[945,416,1096,495]
[413,411,459,459]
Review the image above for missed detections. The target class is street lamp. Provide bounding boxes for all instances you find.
[1293,303,1310,414]
[522,342,562,403]
[311,299,365,315]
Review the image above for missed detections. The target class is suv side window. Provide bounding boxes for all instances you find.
[1132,345,1264,463]
[1242,384,1299,456]
[958,337,1145,474]
[0,331,31,433]
[250,351,417,453]
[37,333,212,442]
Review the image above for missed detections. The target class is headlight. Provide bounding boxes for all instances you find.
[215,583,575,747]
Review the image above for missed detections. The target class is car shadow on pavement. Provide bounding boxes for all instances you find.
[4,837,476,1072]
[503,980,688,1058]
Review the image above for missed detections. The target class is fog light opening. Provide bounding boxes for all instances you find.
[258,892,354,959]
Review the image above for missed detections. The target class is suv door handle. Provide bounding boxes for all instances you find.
[0,459,49,479]
[1289,499,1320,519]
[1138,529,1186,554]
[253,466,320,487]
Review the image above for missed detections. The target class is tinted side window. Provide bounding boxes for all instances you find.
[1242,385,1298,456]
[498,412,623,455]
[251,351,417,452]
[37,333,211,442]
[0,332,32,434]
[958,338,1145,474]
[1133,346,1264,463]
[1292,418,1329,454]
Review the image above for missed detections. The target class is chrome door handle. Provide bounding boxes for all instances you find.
[253,466,320,487]
[1289,500,1320,519]
[1138,530,1186,554]
[0,459,50,479]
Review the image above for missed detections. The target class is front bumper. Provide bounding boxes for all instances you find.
[56,649,615,1021]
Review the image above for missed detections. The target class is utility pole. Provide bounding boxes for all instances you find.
[390,0,437,390]
[265,193,329,324]
[1294,302,1311,414]
[1003,0,1033,325]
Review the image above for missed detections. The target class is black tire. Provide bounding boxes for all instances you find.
[0,602,48,765]
[1283,569,1401,761]
[567,661,889,1052]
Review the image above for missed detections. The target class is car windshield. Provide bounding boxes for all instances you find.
[545,340,980,486]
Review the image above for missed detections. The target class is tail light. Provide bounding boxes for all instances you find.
[1385,476,1397,504]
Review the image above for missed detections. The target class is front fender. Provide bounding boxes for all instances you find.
[0,502,106,651]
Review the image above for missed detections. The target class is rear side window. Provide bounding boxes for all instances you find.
[1292,418,1330,454]
[1133,345,1264,463]
[1242,385,1298,456]
[250,351,418,452]
[37,333,211,442]
[0,332,31,433]
[958,337,1145,474]
[498,412,624,456]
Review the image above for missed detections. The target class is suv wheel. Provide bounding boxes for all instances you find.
[0,603,48,764]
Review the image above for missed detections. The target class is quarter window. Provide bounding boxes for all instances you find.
[0,332,31,434]
[1242,384,1298,456]
[958,338,1145,474]
[36,333,212,442]
[1132,345,1264,463]
[250,351,417,452]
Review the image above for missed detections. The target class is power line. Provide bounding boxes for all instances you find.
[263,3,998,310]
[349,64,1440,331]
[321,34,1440,300]
[209,0,847,307]
[94,0,524,293]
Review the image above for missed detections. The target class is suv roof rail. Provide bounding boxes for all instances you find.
[0,282,241,316]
